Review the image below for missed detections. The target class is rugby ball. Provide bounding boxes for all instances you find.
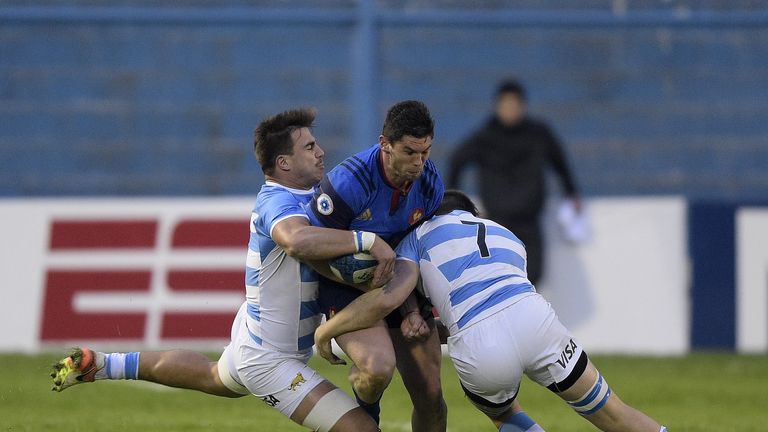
[329,252,377,284]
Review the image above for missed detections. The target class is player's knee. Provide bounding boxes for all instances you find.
[352,363,394,395]
[353,352,395,389]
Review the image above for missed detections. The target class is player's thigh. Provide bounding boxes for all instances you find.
[514,294,586,392]
[390,326,443,400]
[291,380,378,432]
[237,348,372,432]
[212,302,251,397]
[234,342,323,418]
[336,320,396,377]
[516,295,622,419]
[214,342,250,397]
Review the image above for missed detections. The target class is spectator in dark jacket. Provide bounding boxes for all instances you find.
[448,79,580,285]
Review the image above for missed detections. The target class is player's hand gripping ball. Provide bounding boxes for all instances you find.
[329,252,377,284]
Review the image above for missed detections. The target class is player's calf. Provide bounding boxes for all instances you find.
[51,347,246,398]
[141,349,247,397]
[391,327,447,432]
[556,359,666,432]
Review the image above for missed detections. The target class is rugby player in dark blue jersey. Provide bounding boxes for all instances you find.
[307,101,447,432]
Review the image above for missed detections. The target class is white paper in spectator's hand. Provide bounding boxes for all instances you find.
[557,200,590,244]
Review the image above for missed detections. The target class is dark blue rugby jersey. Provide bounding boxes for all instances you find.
[307,144,445,245]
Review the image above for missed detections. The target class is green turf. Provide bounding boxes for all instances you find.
[0,352,766,431]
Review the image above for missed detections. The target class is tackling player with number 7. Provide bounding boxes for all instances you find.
[315,190,669,432]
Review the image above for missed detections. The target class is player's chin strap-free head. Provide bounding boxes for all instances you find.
[566,372,612,416]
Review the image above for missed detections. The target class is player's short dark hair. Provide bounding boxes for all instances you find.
[496,79,526,101]
[381,100,434,144]
[437,189,479,216]
[253,108,315,175]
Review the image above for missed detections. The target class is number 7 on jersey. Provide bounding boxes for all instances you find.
[461,220,491,258]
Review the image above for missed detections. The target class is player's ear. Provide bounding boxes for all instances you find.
[275,154,290,172]
[379,135,392,153]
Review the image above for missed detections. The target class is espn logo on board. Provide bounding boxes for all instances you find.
[40,217,249,344]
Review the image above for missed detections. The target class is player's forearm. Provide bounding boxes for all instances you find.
[282,226,358,260]
[317,289,395,340]
[318,260,418,339]
[398,292,421,317]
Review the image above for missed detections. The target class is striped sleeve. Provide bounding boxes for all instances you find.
[395,230,420,263]
[258,190,309,237]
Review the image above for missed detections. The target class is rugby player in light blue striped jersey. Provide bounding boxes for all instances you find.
[315,190,667,432]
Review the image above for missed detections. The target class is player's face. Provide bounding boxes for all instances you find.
[287,127,325,187]
[495,93,526,126]
[381,135,432,185]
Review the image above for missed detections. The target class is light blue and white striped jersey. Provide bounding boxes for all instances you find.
[396,210,535,334]
[245,181,321,354]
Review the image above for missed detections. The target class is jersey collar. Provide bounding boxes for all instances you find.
[264,180,315,195]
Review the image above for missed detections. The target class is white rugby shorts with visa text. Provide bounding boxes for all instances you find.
[447,293,585,405]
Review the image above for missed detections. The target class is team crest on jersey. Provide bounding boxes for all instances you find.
[355,208,372,221]
[317,193,334,215]
[409,208,424,225]
[289,372,306,391]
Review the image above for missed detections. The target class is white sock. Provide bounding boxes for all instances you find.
[99,352,140,380]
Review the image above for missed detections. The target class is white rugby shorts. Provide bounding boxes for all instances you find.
[447,293,587,406]
[218,303,326,418]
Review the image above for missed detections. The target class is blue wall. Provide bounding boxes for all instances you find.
[1,2,767,197]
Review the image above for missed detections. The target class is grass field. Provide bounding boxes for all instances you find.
[1,352,766,431]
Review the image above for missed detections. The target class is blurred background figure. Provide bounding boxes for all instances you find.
[448,79,581,285]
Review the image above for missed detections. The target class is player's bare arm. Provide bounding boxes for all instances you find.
[312,255,429,345]
[314,259,420,364]
[272,216,395,287]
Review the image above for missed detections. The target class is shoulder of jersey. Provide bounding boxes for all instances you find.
[258,183,288,200]
[258,182,309,205]
[254,184,275,205]
[332,147,378,199]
